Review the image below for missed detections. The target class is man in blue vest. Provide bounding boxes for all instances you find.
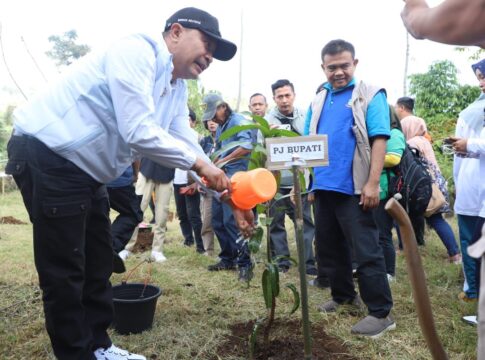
[305,39,394,338]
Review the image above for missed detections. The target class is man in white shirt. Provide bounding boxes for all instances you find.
[5,7,252,360]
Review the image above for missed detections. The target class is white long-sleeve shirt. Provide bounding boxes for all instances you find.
[453,96,485,216]
[13,34,208,183]
[467,127,485,217]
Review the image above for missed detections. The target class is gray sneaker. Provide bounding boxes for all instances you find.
[317,295,364,313]
[351,315,396,338]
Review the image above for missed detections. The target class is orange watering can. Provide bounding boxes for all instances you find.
[230,168,277,210]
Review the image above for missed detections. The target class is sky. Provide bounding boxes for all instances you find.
[0,0,481,111]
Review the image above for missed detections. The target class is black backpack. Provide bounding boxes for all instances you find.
[387,145,432,215]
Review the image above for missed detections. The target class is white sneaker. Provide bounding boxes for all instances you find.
[151,251,167,263]
[462,315,478,325]
[94,344,146,360]
[118,250,132,261]
[387,274,395,283]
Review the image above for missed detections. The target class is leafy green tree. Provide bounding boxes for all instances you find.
[409,60,480,123]
[46,30,90,67]
[187,80,207,133]
[0,105,14,167]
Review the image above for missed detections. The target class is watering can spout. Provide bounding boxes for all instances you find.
[230,168,277,210]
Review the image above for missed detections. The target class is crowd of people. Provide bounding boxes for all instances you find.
[4,1,485,359]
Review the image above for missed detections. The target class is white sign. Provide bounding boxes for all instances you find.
[265,135,328,170]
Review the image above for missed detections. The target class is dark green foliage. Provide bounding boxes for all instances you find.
[45,30,90,67]
[408,60,481,204]
[187,80,207,133]
[409,60,480,122]
[0,105,14,166]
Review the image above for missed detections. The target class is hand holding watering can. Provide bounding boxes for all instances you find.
[190,168,277,237]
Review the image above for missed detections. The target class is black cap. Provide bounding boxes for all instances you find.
[164,7,237,61]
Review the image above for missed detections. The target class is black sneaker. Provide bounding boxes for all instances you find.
[306,268,318,276]
[113,251,126,274]
[278,265,289,273]
[239,267,253,282]
[207,261,236,271]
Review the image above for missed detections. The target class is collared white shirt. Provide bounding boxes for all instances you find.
[13,33,207,183]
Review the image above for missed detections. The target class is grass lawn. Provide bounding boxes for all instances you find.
[0,190,478,359]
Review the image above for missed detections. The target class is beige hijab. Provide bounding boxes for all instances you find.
[401,115,440,170]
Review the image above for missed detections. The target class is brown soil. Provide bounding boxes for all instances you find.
[0,216,27,225]
[212,318,360,360]
[132,228,154,253]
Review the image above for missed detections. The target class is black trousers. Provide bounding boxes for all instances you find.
[313,190,393,318]
[107,185,143,253]
[173,184,204,252]
[374,199,396,276]
[6,135,113,360]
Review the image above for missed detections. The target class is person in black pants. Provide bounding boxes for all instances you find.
[5,7,245,359]
[107,164,143,254]
[173,109,204,253]
[307,39,394,338]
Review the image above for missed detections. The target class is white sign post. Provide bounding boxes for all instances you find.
[265,134,328,360]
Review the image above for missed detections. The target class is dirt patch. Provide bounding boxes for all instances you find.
[212,318,360,360]
[132,228,154,253]
[0,216,27,225]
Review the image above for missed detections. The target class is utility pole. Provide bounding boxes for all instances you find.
[403,31,410,96]
[235,8,243,112]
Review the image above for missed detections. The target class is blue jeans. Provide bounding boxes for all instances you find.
[458,214,479,299]
[425,213,459,256]
[212,198,250,269]
[269,188,316,271]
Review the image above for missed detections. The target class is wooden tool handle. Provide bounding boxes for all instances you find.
[385,198,448,360]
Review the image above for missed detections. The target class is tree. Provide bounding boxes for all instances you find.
[46,30,90,67]
[409,60,480,122]
[187,80,212,134]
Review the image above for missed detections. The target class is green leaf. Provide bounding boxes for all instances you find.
[252,143,267,154]
[219,123,269,141]
[256,204,267,215]
[259,216,273,226]
[286,284,300,315]
[248,147,266,170]
[268,128,299,137]
[251,114,270,130]
[248,226,264,254]
[210,140,252,161]
[262,269,273,309]
[267,263,280,298]
[249,317,265,359]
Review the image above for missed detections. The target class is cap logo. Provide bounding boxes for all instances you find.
[176,18,202,25]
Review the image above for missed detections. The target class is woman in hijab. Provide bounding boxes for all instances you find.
[401,116,461,264]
